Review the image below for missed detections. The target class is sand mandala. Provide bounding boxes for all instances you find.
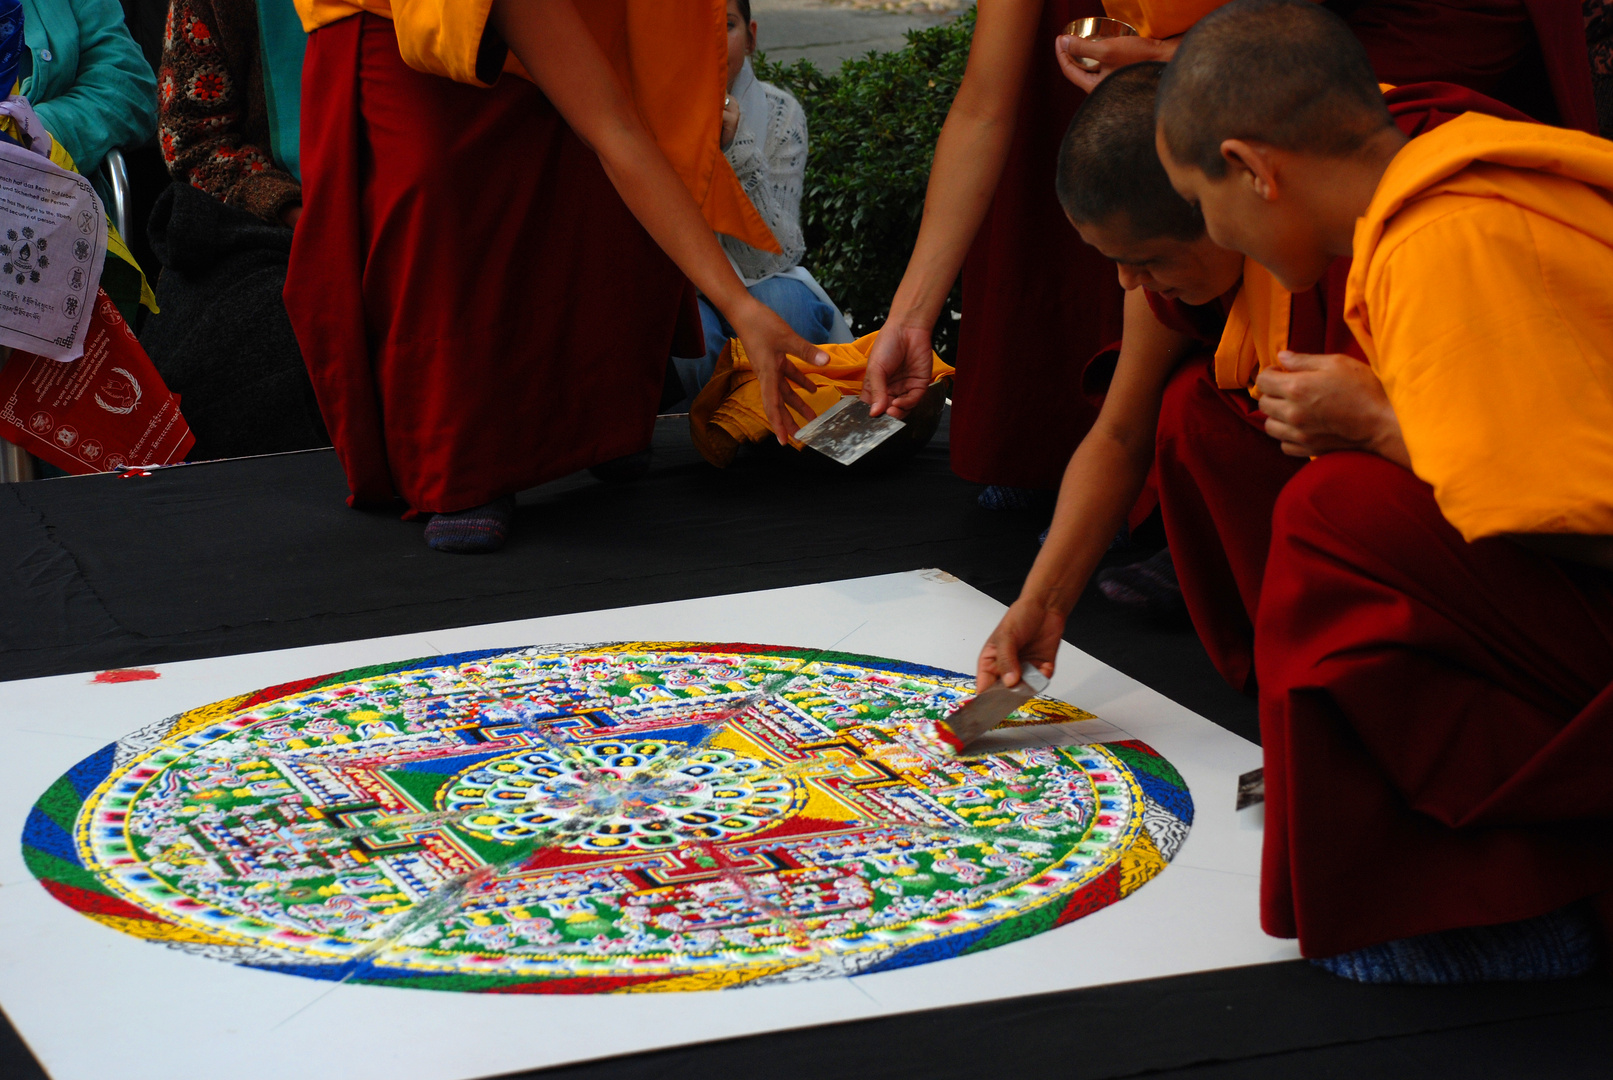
[23,643,1194,993]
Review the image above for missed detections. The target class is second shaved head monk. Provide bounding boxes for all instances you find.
[1151,0,1613,985]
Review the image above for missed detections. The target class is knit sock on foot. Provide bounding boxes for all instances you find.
[1097,546,1183,615]
[1312,905,1599,984]
[423,496,517,554]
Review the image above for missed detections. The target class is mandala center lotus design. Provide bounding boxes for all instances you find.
[441,742,797,851]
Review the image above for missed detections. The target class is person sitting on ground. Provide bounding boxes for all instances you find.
[139,0,327,462]
[668,0,851,412]
[1151,0,1612,982]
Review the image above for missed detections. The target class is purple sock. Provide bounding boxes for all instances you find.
[1097,546,1183,615]
[423,496,517,554]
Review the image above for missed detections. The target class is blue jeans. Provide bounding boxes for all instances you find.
[669,275,838,409]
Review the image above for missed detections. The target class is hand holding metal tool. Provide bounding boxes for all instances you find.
[931,663,1051,754]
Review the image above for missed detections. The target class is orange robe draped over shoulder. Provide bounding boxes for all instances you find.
[1345,114,1613,541]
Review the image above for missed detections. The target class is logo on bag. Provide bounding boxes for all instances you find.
[53,424,77,448]
[0,227,48,285]
[94,367,141,415]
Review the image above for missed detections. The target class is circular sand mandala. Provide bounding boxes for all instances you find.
[23,643,1193,993]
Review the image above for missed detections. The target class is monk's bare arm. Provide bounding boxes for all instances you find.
[978,289,1194,689]
[862,0,1043,418]
[489,0,827,443]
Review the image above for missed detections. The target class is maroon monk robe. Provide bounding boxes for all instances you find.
[1257,452,1613,956]
[285,14,692,514]
[950,2,1590,497]
[1342,0,1598,133]
[1150,84,1535,694]
[951,0,1124,491]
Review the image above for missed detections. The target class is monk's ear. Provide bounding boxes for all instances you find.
[1220,139,1279,202]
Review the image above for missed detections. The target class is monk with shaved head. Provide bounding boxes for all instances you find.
[983,60,1540,720]
[1151,0,1613,984]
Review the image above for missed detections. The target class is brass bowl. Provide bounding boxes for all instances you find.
[1062,16,1139,70]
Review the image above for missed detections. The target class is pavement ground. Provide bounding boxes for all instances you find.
[751,0,970,70]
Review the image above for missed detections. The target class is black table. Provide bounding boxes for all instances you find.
[3,415,1607,1079]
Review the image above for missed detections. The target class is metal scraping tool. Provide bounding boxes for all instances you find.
[794,395,906,465]
[931,663,1051,754]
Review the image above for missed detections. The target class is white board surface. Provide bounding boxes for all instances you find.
[0,570,1297,1080]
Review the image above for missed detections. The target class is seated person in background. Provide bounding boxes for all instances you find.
[1154,0,1613,982]
[668,0,850,412]
[17,0,156,321]
[138,0,328,461]
[18,0,156,210]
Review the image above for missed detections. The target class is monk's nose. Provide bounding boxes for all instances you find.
[1117,265,1148,291]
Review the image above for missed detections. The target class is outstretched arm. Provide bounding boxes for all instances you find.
[978,289,1193,690]
[862,0,1044,419]
[489,0,827,443]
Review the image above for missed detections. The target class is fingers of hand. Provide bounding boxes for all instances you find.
[1255,366,1295,398]
[781,383,812,422]
[1264,417,1305,446]
[781,360,818,392]
[1275,349,1329,372]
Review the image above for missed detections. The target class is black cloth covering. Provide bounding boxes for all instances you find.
[140,182,329,461]
[2,416,1609,1078]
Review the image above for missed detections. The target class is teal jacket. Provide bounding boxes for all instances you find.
[20,0,156,199]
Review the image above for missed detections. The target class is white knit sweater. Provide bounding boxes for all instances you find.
[720,61,808,285]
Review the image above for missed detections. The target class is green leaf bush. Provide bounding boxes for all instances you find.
[755,9,974,361]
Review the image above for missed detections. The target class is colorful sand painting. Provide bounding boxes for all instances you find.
[23,643,1193,992]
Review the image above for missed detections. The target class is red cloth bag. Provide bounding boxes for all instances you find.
[0,289,193,473]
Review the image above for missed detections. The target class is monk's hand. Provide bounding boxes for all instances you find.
[1054,33,1176,93]
[977,597,1062,694]
[861,322,934,420]
[1256,351,1410,465]
[728,299,829,445]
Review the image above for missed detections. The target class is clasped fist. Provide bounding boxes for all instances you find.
[1256,351,1408,465]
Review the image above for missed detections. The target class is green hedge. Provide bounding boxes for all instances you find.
[755,9,974,360]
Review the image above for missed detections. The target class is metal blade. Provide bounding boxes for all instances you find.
[932,664,1050,753]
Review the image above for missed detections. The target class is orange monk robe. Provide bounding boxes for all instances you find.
[291,0,780,257]
[1100,0,1221,38]
[1344,113,1613,542]
[691,332,954,467]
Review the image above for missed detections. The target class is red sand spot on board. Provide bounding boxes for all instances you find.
[92,669,160,684]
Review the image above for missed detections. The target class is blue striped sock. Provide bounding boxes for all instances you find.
[423,496,517,554]
[1313,905,1599,984]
